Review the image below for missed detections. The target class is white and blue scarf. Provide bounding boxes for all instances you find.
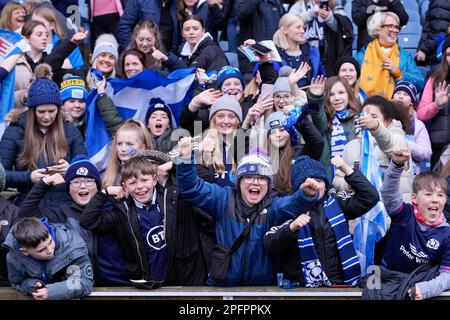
[297,197,361,287]
[330,110,352,177]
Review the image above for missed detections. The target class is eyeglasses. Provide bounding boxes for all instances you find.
[242,175,268,184]
[381,24,400,31]
[70,178,96,188]
[273,95,290,102]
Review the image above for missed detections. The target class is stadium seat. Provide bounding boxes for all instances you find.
[219,40,228,52]
[420,0,430,23]
[405,11,421,24]
[344,2,352,18]
[400,22,422,36]
[401,0,419,12]
[225,52,239,68]
[398,33,421,55]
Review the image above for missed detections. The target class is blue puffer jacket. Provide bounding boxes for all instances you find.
[176,161,318,286]
[0,113,87,209]
[355,45,425,93]
[116,0,178,52]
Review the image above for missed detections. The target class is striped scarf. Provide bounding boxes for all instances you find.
[297,197,361,287]
[330,112,351,178]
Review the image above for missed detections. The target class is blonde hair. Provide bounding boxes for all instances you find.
[367,11,400,38]
[102,119,153,187]
[0,2,26,31]
[203,113,239,176]
[86,57,117,90]
[273,13,304,50]
[32,6,65,40]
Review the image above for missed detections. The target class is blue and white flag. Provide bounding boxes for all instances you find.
[0,29,28,138]
[353,128,389,275]
[85,68,196,172]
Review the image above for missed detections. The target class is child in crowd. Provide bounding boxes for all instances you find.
[310,75,361,180]
[264,155,379,287]
[265,111,323,195]
[3,217,93,300]
[81,152,207,286]
[175,137,323,286]
[17,156,101,266]
[60,75,89,138]
[102,119,153,187]
[392,81,432,174]
[380,149,450,300]
[0,64,87,209]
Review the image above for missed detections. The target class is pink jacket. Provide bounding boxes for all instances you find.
[91,0,124,19]
[416,77,440,122]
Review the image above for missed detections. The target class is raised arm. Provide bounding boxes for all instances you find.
[380,149,409,214]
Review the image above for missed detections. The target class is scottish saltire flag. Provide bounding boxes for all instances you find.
[352,128,389,275]
[85,68,196,172]
[0,29,25,138]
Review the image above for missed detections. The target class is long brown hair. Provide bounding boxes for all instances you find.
[19,107,67,170]
[102,119,153,187]
[324,76,361,130]
[0,2,26,31]
[177,0,198,21]
[268,130,295,195]
[130,20,166,68]
[432,47,450,91]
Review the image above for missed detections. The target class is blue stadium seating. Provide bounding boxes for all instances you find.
[400,22,423,35]
[225,52,239,68]
[405,11,421,24]
[397,33,421,56]
[401,0,419,12]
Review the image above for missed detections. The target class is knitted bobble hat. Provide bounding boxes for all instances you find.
[273,66,293,94]
[27,64,62,108]
[290,155,330,191]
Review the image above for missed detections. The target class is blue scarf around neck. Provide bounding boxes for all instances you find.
[297,196,361,287]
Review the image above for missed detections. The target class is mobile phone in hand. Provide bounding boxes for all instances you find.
[319,0,329,9]
[250,43,272,55]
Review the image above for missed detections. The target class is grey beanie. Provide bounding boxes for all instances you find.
[264,111,284,132]
[92,34,119,62]
[273,66,293,94]
[209,94,243,122]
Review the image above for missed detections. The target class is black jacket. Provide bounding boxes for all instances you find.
[0,197,19,287]
[418,0,450,64]
[235,0,284,75]
[323,13,354,77]
[180,35,229,72]
[80,174,210,285]
[352,0,409,50]
[264,170,379,285]
[17,180,97,267]
[361,263,440,300]
[0,114,88,208]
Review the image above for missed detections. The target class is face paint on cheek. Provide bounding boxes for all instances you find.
[127,146,137,157]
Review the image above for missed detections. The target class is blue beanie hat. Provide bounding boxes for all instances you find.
[290,155,329,191]
[145,98,175,128]
[27,64,62,108]
[393,81,418,104]
[217,66,245,90]
[65,155,101,192]
[60,75,88,103]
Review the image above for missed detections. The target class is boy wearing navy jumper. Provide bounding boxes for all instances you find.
[381,148,450,299]
[80,155,168,283]
[176,137,322,286]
